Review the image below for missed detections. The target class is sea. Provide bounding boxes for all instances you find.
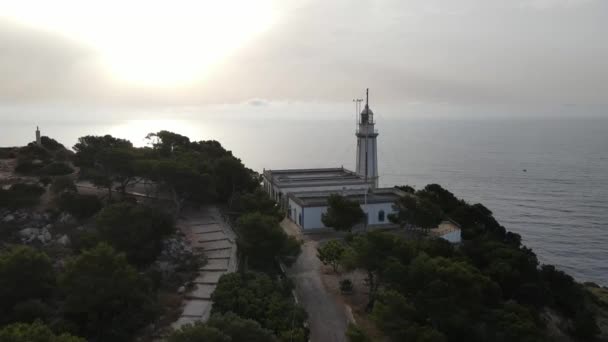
[2,116,607,285]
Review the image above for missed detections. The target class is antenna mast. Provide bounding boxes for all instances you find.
[353,97,363,126]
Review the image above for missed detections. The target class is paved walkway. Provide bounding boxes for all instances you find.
[172,206,237,329]
[281,219,350,342]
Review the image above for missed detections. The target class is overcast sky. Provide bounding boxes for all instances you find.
[0,0,606,120]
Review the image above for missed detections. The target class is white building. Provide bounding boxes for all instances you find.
[263,89,401,231]
[287,187,406,230]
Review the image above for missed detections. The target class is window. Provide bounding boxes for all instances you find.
[378,210,385,222]
[298,213,302,226]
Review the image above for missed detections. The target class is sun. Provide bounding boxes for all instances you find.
[0,0,277,86]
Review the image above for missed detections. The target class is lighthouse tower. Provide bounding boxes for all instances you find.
[355,89,379,188]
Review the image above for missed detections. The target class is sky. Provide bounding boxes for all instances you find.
[0,0,607,121]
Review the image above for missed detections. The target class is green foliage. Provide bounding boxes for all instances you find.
[18,144,52,162]
[39,162,74,176]
[340,279,353,293]
[236,212,301,268]
[211,272,308,340]
[208,312,279,342]
[95,202,174,266]
[50,176,77,194]
[321,194,365,232]
[317,239,346,272]
[231,189,282,220]
[0,183,45,208]
[345,323,370,342]
[0,246,55,323]
[212,155,259,202]
[40,136,66,151]
[389,194,443,229]
[372,290,448,342]
[342,231,416,308]
[168,324,230,342]
[347,184,600,341]
[57,192,103,219]
[0,321,85,342]
[146,130,191,157]
[59,243,157,341]
[12,299,52,323]
[73,135,133,167]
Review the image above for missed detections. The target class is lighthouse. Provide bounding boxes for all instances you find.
[355,89,379,188]
[35,126,41,146]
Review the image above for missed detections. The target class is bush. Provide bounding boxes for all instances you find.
[40,136,65,151]
[211,272,308,340]
[169,312,279,342]
[40,162,74,176]
[95,203,175,266]
[57,192,103,219]
[0,183,46,208]
[0,321,85,342]
[0,246,55,322]
[346,323,370,342]
[12,299,52,323]
[50,176,77,194]
[14,159,45,174]
[60,243,157,341]
[340,279,353,294]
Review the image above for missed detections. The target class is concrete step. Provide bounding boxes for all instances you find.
[195,240,233,251]
[200,258,229,271]
[194,271,225,284]
[205,249,232,259]
[186,284,216,300]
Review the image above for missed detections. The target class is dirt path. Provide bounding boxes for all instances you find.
[281,219,351,342]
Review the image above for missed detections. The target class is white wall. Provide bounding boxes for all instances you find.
[294,201,397,230]
[303,206,327,229]
[364,202,395,225]
[441,230,462,244]
[288,198,304,227]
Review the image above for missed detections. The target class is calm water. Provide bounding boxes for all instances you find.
[2,117,608,284]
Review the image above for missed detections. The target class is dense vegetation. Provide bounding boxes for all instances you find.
[327,184,601,341]
[211,272,308,341]
[2,132,602,341]
[0,131,269,340]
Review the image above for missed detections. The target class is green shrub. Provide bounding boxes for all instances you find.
[58,192,103,219]
[40,162,74,176]
[0,183,45,208]
[12,299,52,323]
[340,279,353,294]
[95,203,174,266]
[0,246,56,321]
[0,321,85,342]
[50,176,77,194]
[15,159,46,174]
[40,136,65,151]
[346,323,370,342]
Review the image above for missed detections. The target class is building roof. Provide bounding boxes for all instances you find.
[288,187,406,207]
[263,167,372,189]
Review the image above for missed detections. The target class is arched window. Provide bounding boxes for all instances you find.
[378,210,385,222]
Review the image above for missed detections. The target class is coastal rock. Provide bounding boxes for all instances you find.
[57,235,70,246]
[2,214,15,223]
[37,228,52,244]
[58,212,76,225]
[18,228,40,242]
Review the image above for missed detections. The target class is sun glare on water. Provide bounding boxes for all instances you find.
[1,0,277,86]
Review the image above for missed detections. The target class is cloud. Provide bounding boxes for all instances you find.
[0,0,606,116]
